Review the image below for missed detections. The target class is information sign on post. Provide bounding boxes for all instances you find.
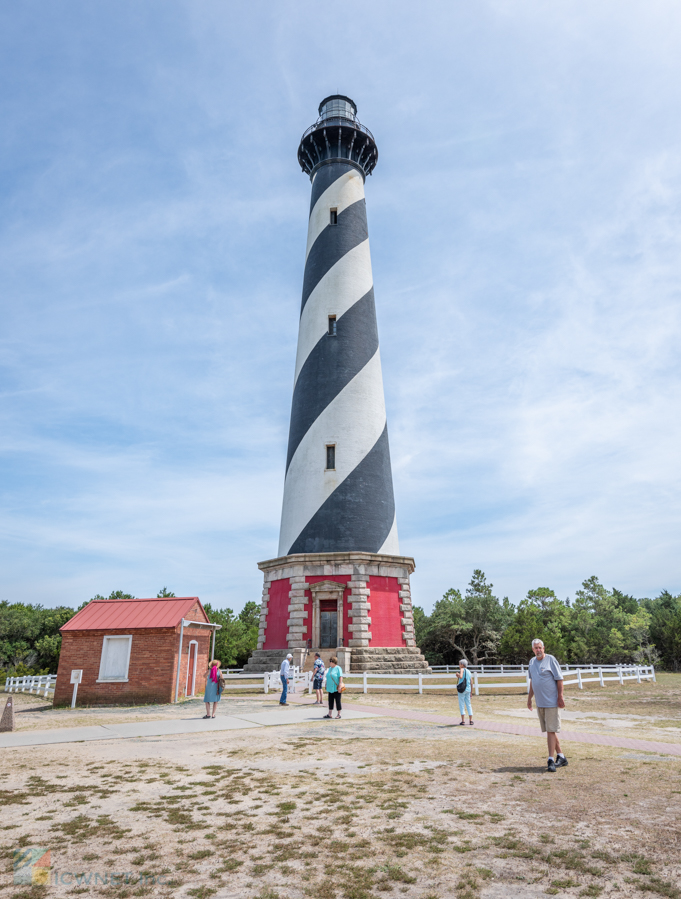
[70,669,83,709]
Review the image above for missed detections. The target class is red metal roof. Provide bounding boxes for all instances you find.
[61,597,208,632]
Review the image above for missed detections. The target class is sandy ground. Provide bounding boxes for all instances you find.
[1,680,680,899]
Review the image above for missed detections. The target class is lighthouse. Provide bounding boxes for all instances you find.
[243,96,429,674]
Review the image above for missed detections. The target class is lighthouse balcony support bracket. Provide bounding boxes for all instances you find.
[298,118,378,180]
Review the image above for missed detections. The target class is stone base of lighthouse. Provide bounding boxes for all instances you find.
[241,553,430,674]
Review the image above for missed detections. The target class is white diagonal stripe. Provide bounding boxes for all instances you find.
[278,349,387,556]
[295,240,373,385]
[377,515,399,555]
[305,168,366,262]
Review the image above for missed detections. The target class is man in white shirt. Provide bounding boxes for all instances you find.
[279,654,293,706]
[527,638,567,773]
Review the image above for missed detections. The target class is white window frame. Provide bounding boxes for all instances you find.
[97,635,133,683]
[185,640,199,697]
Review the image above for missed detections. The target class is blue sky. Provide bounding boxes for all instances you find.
[1,1,680,613]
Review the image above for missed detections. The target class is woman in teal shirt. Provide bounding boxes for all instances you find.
[323,655,344,719]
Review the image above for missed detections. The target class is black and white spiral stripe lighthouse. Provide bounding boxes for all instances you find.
[279,95,398,557]
[245,97,430,675]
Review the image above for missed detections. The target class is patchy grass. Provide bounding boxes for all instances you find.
[2,687,680,899]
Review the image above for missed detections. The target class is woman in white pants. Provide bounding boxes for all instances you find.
[457,659,474,725]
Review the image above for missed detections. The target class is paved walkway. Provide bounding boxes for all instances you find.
[0,705,376,748]
[2,695,679,757]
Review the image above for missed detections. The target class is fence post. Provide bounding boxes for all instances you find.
[263,673,269,694]
[598,667,604,687]
[363,671,368,694]
[526,671,530,694]
[418,672,423,695]
[636,667,641,684]
[500,665,504,674]
[474,672,479,696]
[651,665,656,683]
[577,669,583,690]
[481,664,485,675]
[618,666,623,685]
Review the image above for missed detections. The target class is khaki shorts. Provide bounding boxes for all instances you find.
[536,707,561,733]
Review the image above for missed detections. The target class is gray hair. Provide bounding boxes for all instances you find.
[459,659,468,668]
[286,653,293,659]
[531,638,544,648]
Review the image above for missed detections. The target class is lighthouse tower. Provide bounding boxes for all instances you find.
[243,96,428,674]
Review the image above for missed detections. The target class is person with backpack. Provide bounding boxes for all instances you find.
[312,652,325,705]
[456,659,474,725]
[323,655,344,719]
[203,659,223,719]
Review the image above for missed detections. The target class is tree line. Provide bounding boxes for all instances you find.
[0,588,260,680]
[2,572,680,680]
[414,570,681,670]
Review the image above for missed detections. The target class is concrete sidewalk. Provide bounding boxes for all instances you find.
[0,704,376,748]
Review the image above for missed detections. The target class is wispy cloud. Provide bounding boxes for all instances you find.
[1,1,680,610]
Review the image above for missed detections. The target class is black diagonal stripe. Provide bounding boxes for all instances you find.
[287,424,395,555]
[285,288,378,473]
[309,161,357,214]
[301,198,368,315]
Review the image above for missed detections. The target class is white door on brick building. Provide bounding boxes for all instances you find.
[185,641,198,696]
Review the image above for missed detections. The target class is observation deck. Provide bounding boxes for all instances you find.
[297,94,378,180]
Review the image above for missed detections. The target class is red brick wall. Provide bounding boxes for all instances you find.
[367,576,405,647]
[54,626,210,707]
[262,578,291,650]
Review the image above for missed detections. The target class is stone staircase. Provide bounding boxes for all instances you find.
[350,646,431,672]
[241,649,289,674]
[302,650,336,673]
[242,645,431,675]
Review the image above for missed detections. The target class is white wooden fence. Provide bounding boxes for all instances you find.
[230,664,655,697]
[4,674,57,698]
[263,668,311,694]
[430,663,653,674]
[217,667,311,694]
[334,664,655,695]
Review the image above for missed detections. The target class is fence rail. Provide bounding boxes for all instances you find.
[4,675,57,698]
[429,663,652,674]
[3,664,653,703]
[260,665,655,696]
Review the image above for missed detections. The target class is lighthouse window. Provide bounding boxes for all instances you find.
[328,315,337,336]
[330,208,338,225]
[326,444,336,470]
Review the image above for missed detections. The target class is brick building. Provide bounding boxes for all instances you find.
[54,596,220,707]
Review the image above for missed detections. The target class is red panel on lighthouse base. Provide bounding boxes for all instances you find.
[262,578,290,650]
[367,576,405,647]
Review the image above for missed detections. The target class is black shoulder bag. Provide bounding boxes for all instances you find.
[457,670,469,693]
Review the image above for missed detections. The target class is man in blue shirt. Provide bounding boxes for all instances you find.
[279,654,293,706]
[527,639,568,773]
